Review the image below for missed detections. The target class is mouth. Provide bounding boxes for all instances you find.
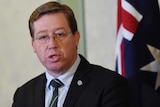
[47,54,61,62]
[51,55,57,58]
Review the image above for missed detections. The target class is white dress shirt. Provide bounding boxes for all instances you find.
[45,55,80,107]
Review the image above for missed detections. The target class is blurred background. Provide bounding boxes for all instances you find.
[0,0,116,106]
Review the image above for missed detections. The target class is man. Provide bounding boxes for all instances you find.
[12,1,133,107]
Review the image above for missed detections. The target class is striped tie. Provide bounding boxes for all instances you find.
[49,79,64,107]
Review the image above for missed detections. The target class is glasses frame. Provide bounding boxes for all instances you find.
[34,31,72,45]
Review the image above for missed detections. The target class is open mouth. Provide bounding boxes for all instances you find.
[48,54,61,62]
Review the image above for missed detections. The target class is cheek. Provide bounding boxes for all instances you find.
[33,45,46,58]
[36,48,47,64]
[63,40,77,54]
[32,41,43,53]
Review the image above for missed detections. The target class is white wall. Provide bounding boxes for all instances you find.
[85,0,117,70]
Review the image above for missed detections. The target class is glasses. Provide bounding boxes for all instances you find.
[34,31,71,45]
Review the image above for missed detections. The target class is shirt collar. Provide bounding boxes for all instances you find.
[45,55,81,89]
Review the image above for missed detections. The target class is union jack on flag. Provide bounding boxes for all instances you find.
[116,0,143,77]
[116,0,160,106]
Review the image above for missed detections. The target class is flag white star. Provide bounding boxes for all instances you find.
[140,45,160,90]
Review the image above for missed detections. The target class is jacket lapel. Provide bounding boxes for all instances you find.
[63,55,90,107]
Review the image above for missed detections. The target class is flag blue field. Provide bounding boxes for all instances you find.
[116,0,160,106]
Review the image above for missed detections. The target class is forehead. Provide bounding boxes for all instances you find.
[33,12,70,33]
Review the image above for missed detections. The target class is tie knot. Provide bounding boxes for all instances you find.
[50,79,64,89]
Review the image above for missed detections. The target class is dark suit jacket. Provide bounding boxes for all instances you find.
[12,55,133,107]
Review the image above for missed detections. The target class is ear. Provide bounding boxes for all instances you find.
[74,31,80,46]
[32,39,36,53]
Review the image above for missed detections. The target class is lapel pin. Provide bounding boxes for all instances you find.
[77,80,83,86]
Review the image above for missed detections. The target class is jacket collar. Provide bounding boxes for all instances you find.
[63,55,91,107]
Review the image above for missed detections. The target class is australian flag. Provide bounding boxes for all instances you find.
[116,0,160,106]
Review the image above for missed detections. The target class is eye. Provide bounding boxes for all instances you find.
[37,35,48,40]
[55,33,66,37]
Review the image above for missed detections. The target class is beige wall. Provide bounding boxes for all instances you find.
[85,0,117,69]
[1,0,159,107]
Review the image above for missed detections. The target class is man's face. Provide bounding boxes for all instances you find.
[32,12,80,77]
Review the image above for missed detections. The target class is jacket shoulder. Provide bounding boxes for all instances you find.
[20,73,46,89]
[79,54,126,83]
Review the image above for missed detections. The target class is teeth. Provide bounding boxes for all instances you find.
[52,56,56,58]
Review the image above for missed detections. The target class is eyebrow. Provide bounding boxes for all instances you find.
[35,30,48,36]
[35,27,67,35]
[55,27,66,31]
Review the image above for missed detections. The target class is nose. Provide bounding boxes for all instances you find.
[48,36,58,49]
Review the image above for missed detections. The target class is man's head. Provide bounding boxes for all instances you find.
[30,1,80,77]
[29,1,78,38]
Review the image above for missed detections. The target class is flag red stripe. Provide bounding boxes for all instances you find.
[120,40,125,76]
[117,0,122,35]
[122,9,139,34]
